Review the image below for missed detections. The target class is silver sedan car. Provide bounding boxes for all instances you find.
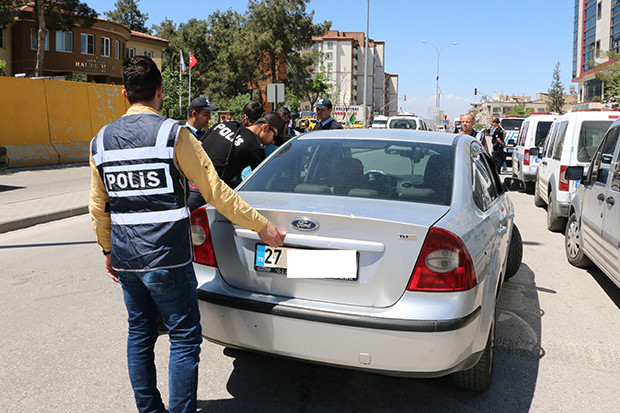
[191,129,523,391]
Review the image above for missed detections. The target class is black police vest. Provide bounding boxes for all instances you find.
[91,112,191,271]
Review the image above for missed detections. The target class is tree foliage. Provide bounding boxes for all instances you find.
[547,62,566,113]
[0,0,20,26]
[105,0,149,34]
[246,0,330,83]
[506,104,533,117]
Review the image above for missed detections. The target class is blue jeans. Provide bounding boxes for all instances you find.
[118,262,202,413]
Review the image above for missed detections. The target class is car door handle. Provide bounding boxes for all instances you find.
[597,193,605,202]
[606,196,615,206]
[498,225,508,236]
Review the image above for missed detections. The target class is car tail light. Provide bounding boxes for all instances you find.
[190,207,217,266]
[559,165,569,192]
[524,149,530,166]
[407,227,477,292]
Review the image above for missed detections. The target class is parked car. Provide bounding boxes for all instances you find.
[512,113,556,192]
[532,111,617,231]
[351,119,365,128]
[500,117,526,167]
[564,121,620,288]
[371,115,388,129]
[387,115,428,130]
[191,129,524,391]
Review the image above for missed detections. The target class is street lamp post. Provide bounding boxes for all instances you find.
[422,41,457,126]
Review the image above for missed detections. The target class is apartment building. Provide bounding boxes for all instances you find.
[572,0,620,102]
[311,30,398,121]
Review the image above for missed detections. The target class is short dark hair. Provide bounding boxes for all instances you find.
[243,101,264,124]
[255,111,285,138]
[122,56,162,104]
[276,106,291,119]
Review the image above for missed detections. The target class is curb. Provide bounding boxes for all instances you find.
[0,205,89,234]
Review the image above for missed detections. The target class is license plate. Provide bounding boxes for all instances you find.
[533,158,540,163]
[506,148,514,153]
[255,245,357,280]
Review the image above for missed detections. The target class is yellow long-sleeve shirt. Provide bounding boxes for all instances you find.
[89,105,268,253]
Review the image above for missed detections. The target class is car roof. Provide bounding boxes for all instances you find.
[553,110,620,121]
[296,128,459,145]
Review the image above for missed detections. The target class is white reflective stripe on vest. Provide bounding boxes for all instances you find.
[156,119,178,148]
[111,207,190,225]
[93,146,175,165]
[94,125,107,162]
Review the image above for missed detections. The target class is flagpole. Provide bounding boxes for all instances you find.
[189,66,192,103]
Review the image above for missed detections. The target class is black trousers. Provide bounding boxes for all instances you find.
[492,150,503,174]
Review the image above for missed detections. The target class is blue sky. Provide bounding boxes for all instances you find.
[86,0,575,121]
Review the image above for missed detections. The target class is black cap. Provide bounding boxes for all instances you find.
[263,112,286,139]
[492,118,500,124]
[188,96,218,112]
[315,98,333,109]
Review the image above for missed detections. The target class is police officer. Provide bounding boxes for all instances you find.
[313,98,343,130]
[186,96,218,138]
[491,118,505,174]
[89,56,285,413]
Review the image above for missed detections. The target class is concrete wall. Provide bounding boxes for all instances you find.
[0,77,128,167]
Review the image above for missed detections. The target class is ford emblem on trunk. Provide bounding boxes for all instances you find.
[291,217,319,231]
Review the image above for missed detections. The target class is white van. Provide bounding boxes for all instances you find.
[371,115,388,129]
[512,113,556,191]
[500,117,526,167]
[387,115,428,130]
[533,110,618,231]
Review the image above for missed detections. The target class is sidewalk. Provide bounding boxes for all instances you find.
[0,164,91,234]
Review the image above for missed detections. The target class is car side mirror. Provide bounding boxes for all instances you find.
[565,165,585,181]
[503,177,525,191]
[529,147,540,157]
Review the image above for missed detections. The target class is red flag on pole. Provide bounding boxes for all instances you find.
[189,53,198,69]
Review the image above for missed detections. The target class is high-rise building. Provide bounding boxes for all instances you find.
[572,0,620,102]
[310,30,398,121]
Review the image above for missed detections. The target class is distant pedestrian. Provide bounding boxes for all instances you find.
[491,118,505,173]
[88,56,285,413]
[313,98,343,130]
[460,113,488,151]
[185,96,218,139]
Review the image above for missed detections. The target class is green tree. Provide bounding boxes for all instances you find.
[245,0,330,83]
[31,0,98,77]
[285,51,329,109]
[506,104,534,117]
[161,66,189,120]
[216,92,252,120]
[0,1,20,26]
[592,50,620,102]
[105,0,150,34]
[547,62,566,113]
[0,58,5,75]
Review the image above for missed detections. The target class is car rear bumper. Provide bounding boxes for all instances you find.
[195,266,488,377]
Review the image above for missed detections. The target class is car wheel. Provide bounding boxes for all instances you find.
[546,191,566,232]
[453,318,494,392]
[505,224,523,279]
[534,180,546,207]
[565,212,592,268]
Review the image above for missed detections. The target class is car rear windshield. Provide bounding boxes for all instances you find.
[535,121,552,146]
[577,120,614,162]
[389,119,417,129]
[241,138,455,206]
[501,118,524,131]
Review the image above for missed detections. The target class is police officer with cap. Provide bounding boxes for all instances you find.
[314,98,343,130]
[186,96,218,139]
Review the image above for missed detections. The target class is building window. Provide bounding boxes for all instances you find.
[81,33,94,54]
[126,47,135,58]
[101,37,110,57]
[115,40,120,59]
[598,1,602,19]
[55,31,73,52]
[0,28,4,49]
[326,52,333,60]
[144,50,152,58]
[31,28,49,51]
[327,41,333,48]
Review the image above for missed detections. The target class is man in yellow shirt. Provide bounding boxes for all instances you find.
[89,56,285,413]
